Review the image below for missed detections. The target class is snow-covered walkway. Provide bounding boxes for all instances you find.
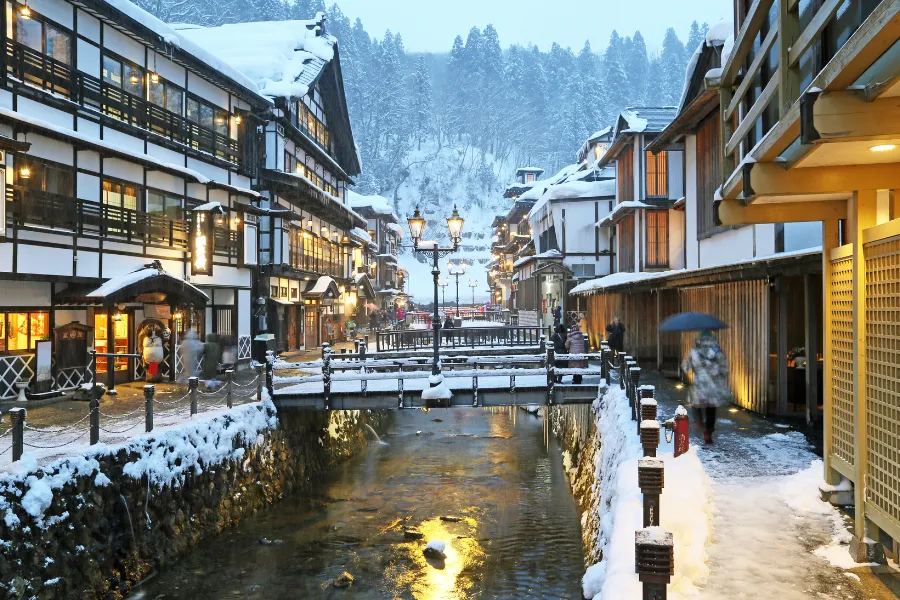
[647,372,895,600]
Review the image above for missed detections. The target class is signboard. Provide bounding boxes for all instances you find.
[191,211,214,276]
[518,310,539,326]
[143,305,172,320]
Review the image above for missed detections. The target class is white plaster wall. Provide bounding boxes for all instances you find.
[186,181,206,201]
[76,120,101,142]
[560,201,602,254]
[755,223,776,256]
[102,129,144,155]
[77,9,100,43]
[146,171,184,195]
[698,226,755,268]
[238,289,251,336]
[102,254,154,278]
[29,0,72,27]
[18,245,72,277]
[55,309,87,327]
[785,222,823,252]
[146,143,185,169]
[0,245,13,274]
[77,39,101,78]
[153,54,186,92]
[75,250,100,278]
[186,157,229,183]
[0,90,12,110]
[19,97,72,130]
[668,151,685,200]
[77,148,100,172]
[103,26,144,66]
[102,157,142,184]
[187,73,228,110]
[684,135,699,270]
[77,173,100,202]
[25,132,73,165]
[0,281,51,306]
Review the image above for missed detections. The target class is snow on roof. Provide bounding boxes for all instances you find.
[513,249,562,268]
[348,190,398,221]
[706,18,733,47]
[174,15,335,100]
[191,201,225,213]
[595,200,655,228]
[587,127,612,142]
[678,43,704,113]
[281,170,365,225]
[103,0,264,99]
[308,275,336,295]
[528,179,616,220]
[386,222,404,238]
[87,265,208,300]
[516,167,544,173]
[349,227,373,245]
[621,109,649,132]
[616,107,678,136]
[571,246,823,295]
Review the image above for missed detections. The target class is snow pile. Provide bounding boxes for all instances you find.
[780,461,878,570]
[705,19,733,47]
[421,381,453,401]
[348,190,398,221]
[620,109,649,133]
[175,18,335,99]
[571,269,684,295]
[581,386,713,600]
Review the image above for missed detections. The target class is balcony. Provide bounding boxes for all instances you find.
[6,187,241,256]
[6,40,243,167]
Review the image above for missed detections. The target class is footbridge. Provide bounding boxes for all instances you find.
[266,342,618,410]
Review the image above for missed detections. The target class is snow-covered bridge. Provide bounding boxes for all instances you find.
[268,345,605,410]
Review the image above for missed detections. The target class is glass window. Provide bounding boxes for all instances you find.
[2,312,47,351]
[7,313,28,351]
[16,157,73,196]
[645,151,668,198]
[214,109,228,135]
[102,180,138,211]
[166,85,183,115]
[16,16,42,52]
[45,24,70,64]
[149,80,165,108]
[102,55,122,87]
[123,62,143,96]
[147,191,183,220]
[200,103,214,129]
[646,210,669,268]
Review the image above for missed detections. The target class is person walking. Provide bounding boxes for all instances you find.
[551,324,568,383]
[565,324,587,384]
[442,314,454,346]
[682,331,730,444]
[606,316,626,355]
[370,310,380,332]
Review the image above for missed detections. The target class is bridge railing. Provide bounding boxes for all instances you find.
[375,326,544,352]
[267,340,609,409]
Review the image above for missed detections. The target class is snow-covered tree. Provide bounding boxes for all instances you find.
[411,55,433,151]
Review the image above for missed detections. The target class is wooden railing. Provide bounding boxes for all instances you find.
[717,0,868,182]
[376,326,542,352]
[6,40,242,166]
[6,188,237,254]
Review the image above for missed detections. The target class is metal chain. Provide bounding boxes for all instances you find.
[99,420,143,435]
[24,409,96,434]
[232,388,259,399]
[99,404,146,420]
[0,428,11,439]
[23,429,88,449]
[153,391,192,406]
[0,444,10,457]
[231,376,259,388]
[197,387,225,397]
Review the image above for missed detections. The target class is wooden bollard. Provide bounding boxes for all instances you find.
[638,457,664,527]
[640,419,661,457]
[620,354,632,390]
[144,385,155,433]
[629,365,641,421]
[9,407,25,462]
[188,377,199,416]
[226,369,234,409]
[255,364,264,402]
[635,527,674,599]
[89,389,100,445]
[639,385,655,434]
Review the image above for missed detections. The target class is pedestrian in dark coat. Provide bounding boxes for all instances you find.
[606,316,626,354]
[550,324,568,383]
[442,315,454,345]
[566,325,587,384]
[682,331,730,444]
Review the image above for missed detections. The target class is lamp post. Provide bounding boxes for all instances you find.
[438,278,449,311]
[448,260,467,317]
[407,205,465,387]
[468,280,478,311]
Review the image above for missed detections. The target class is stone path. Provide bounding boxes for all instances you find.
[643,371,900,600]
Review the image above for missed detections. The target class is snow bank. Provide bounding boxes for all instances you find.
[582,387,713,600]
[421,381,453,400]
[0,395,277,527]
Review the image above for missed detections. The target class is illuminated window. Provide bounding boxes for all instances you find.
[646,210,669,268]
[1,311,49,352]
[645,151,668,198]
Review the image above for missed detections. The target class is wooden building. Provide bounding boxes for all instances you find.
[711,0,900,560]
[349,191,402,316]
[0,0,269,398]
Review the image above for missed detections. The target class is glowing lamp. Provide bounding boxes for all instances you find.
[19,165,31,179]
[149,72,160,84]
[19,4,31,18]
[447,204,464,244]
[407,206,425,242]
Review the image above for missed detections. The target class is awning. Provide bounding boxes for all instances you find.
[353,273,377,302]
[269,297,294,306]
[55,261,208,307]
[305,275,339,298]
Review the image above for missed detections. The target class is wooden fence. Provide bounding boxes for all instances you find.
[376,326,543,352]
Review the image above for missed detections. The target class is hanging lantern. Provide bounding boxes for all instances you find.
[19,3,31,18]
[446,205,464,244]
[19,165,31,180]
[129,72,140,85]
[149,72,160,84]
[407,206,425,242]
[233,114,242,125]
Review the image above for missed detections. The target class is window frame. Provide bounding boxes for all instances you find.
[644,150,669,199]
[15,155,74,196]
[645,209,669,269]
[146,188,185,221]
[0,310,51,353]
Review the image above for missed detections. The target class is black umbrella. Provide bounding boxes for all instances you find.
[659,312,728,332]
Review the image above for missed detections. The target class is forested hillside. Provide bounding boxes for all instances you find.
[143,0,708,298]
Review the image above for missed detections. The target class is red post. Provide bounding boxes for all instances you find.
[673,406,690,458]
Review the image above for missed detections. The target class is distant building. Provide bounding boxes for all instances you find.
[348,192,404,316]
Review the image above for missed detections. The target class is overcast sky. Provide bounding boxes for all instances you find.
[328,0,732,54]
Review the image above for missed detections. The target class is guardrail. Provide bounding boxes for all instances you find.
[376,326,543,352]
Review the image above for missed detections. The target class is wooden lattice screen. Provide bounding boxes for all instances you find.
[864,236,900,525]
[678,281,769,413]
[829,253,856,469]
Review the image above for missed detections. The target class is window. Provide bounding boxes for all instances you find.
[147,191,183,221]
[16,156,73,196]
[102,179,139,233]
[645,151,668,198]
[296,89,331,152]
[13,10,71,94]
[572,264,596,279]
[646,210,669,268]
[149,78,183,115]
[0,311,49,352]
[187,97,214,129]
[525,172,535,183]
[284,151,295,174]
[102,54,143,96]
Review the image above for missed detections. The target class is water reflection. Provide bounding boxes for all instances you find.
[129,408,585,599]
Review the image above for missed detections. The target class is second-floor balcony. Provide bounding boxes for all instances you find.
[7,40,244,168]
[6,187,241,258]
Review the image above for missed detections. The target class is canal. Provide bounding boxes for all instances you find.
[129,408,586,599]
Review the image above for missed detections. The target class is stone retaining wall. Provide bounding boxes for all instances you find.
[0,400,390,600]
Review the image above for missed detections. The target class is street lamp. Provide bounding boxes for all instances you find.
[407,204,465,388]
[468,280,478,311]
[448,260,467,318]
[438,277,449,310]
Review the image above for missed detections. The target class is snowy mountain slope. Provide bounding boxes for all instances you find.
[376,140,518,304]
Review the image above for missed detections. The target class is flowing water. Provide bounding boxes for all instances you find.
[128,408,586,599]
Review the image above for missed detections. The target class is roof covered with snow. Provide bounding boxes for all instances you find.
[348,190,398,222]
[615,107,677,136]
[175,16,335,101]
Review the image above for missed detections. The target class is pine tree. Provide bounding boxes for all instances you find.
[625,32,650,106]
[411,55,433,151]
[601,30,630,123]
[659,27,687,106]
[687,21,704,52]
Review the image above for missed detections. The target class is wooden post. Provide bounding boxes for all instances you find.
[850,190,876,559]
[359,339,366,362]
[10,408,24,462]
[255,364,264,402]
[89,388,100,445]
[804,273,820,426]
[144,385,154,433]
[265,354,274,397]
[322,342,332,410]
[546,337,555,406]
[638,457,664,527]
[656,291,663,371]
[635,528,674,600]
[777,278,789,415]
[777,0,801,116]
[189,376,198,416]
[225,369,234,409]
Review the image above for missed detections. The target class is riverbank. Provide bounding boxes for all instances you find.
[0,396,390,600]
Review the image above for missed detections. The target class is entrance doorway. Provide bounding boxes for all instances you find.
[305,308,318,349]
[94,310,131,384]
[288,307,298,350]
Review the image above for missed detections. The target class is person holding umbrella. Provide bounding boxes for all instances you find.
[660,312,730,444]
